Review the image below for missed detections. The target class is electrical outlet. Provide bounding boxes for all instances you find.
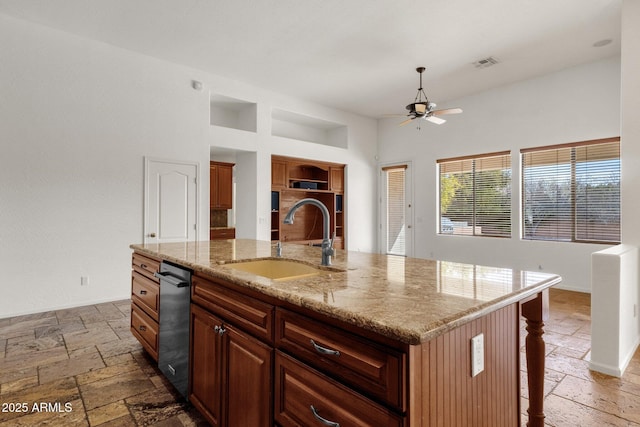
[81,276,89,286]
[471,333,484,377]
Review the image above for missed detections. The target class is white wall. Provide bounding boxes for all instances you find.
[378,57,621,292]
[0,14,378,318]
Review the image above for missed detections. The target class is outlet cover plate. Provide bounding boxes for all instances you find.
[471,333,484,377]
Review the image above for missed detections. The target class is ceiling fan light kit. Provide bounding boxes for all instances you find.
[399,66,462,128]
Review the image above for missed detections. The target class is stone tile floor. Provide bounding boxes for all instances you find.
[0,289,638,426]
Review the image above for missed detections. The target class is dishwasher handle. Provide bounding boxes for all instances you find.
[154,271,190,288]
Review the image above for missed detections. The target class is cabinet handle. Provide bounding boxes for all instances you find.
[139,290,147,295]
[310,339,340,357]
[139,325,147,332]
[214,325,227,336]
[310,405,340,427]
[140,263,147,269]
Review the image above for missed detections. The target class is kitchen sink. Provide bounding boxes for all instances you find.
[223,259,337,281]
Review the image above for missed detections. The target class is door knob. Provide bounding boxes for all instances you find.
[149,232,156,238]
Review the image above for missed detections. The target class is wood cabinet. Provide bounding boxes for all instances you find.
[189,275,274,427]
[133,249,523,426]
[271,155,345,249]
[276,308,405,410]
[209,228,236,240]
[275,351,403,427]
[271,159,287,189]
[210,161,234,209]
[130,253,161,361]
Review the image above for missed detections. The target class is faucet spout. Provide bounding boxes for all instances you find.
[283,198,335,266]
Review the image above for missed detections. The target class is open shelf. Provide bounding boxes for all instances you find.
[210,94,257,133]
[271,108,348,148]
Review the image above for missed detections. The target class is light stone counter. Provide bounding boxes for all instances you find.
[130,239,561,345]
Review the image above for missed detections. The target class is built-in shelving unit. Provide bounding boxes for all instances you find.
[271,155,345,249]
[210,94,257,133]
[271,108,348,148]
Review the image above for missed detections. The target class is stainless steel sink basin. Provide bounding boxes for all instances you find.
[224,259,329,281]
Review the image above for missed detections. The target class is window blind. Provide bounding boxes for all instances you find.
[386,167,406,255]
[521,137,620,243]
[438,151,511,237]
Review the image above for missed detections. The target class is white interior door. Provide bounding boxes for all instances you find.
[144,158,198,244]
[380,163,413,256]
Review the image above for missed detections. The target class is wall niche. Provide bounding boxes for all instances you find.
[210,94,257,133]
[271,108,348,148]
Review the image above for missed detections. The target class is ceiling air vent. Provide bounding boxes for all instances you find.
[473,56,500,69]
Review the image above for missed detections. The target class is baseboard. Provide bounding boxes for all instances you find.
[0,295,131,320]
[589,360,623,377]
[590,335,640,377]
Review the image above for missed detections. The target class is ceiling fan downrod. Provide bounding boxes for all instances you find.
[414,66,428,104]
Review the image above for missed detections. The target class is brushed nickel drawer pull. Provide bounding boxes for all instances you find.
[310,405,340,427]
[139,325,147,332]
[140,263,147,269]
[139,290,147,295]
[310,339,340,357]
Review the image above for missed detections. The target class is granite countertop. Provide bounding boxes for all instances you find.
[130,239,561,345]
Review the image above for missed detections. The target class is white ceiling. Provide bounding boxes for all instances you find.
[0,0,621,118]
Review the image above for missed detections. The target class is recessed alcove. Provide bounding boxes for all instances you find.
[210,94,257,133]
[271,108,348,148]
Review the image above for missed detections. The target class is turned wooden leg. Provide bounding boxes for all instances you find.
[521,290,549,427]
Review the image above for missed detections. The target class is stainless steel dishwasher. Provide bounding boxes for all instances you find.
[155,261,192,400]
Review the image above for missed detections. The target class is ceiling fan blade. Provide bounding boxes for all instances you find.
[399,117,416,126]
[432,107,463,116]
[425,115,446,125]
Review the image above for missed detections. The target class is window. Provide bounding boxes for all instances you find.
[521,137,620,243]
[438,151,511,237]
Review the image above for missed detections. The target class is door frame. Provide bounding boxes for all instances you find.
[378,161,414,257]
[143,157,200,244]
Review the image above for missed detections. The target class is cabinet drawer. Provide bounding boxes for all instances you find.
[132,253,160,282]
[131,271,159,321]
[276,308,404,410]
[131,304,159,361]
[210,228,236,240]
[275,351,403,427]
[192,275,274,343]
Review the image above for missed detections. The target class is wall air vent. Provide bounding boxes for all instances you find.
[473,56,500,69]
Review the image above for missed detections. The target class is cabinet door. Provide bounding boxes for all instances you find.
[217,164,233,209]
[271,160,287,189]
[224,325,273,427]
[210,164,218,208]
[190,304,223,426]
[330,167,344,192]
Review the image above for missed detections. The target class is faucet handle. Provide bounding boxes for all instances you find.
[328,232,336,255]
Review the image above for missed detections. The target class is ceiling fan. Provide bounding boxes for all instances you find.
[398,67,462,127]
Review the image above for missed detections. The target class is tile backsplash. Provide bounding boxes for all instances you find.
[210,209,228,227]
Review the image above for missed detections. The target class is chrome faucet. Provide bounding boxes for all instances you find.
[283,198,335,266]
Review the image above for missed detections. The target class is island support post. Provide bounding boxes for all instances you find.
[521,289,550,427]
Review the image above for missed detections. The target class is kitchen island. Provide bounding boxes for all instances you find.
[130,239,560,427]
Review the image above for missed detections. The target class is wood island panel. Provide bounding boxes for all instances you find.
[409,303,519,426]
